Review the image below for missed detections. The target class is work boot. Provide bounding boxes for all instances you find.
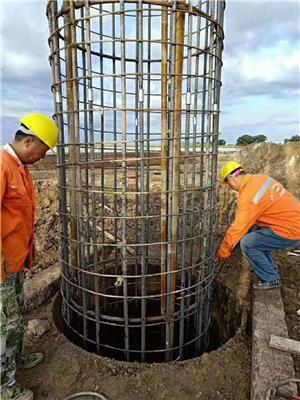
[1,384,33,400]
[253,279,282,290]
[17,352,43,369]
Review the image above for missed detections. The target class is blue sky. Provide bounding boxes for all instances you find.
[1,1,299,145]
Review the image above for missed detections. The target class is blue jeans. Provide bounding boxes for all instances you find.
[240,225,300,282]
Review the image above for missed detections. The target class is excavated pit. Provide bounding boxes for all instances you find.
[53,277,250,364]
[22,143,299,399]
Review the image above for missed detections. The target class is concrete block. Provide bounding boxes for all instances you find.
[251,288,297,400]
[24,263,61,312]
[269,335,300,356]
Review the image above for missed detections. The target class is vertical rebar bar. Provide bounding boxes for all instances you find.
[120,0,130,361]
[80,4,89,347]
[63,0,78,276]
[160,0,168,316]
[137,0,147,362]
[196,0,210,353]
[47,0,70,327]
[165,0,177,361]
[179,0,193,359]
[169,0,185,358]
[202,0,216,350]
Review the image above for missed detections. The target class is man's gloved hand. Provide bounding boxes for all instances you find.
[217,246,231,260]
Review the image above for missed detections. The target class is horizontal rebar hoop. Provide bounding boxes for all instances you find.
[47,0,225,363]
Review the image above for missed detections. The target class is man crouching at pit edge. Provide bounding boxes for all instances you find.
[218,161,300,290]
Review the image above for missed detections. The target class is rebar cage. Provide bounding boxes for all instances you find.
[47,0,225,362]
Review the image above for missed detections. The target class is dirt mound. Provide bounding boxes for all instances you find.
[28,179,60,277]
[233,142,300,199]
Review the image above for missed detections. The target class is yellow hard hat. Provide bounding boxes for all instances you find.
[20,114,58,150]
[220,161,243,182]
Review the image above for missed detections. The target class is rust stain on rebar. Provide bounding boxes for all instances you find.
[64,0,78,273]
[160,1,168,317]
[169,1,185,354]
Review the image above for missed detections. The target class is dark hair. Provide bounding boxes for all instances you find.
[14,124,42,143]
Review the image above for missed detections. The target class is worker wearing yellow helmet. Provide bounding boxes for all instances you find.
[219,161,243,183]
[218,161,300,290]
[0,114,58,400]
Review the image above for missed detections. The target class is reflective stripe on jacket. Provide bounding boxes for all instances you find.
[219,174,300,258]
[0,149,36,274]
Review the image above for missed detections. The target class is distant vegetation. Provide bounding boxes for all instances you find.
[236,134,267,145]
[284,135,300,144]
[218,134,300,146]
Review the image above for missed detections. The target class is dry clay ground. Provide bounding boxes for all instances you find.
[17,143,300,400]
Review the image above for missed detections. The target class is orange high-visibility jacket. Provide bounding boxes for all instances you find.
[0,149,36,274]
[219,175,300,258]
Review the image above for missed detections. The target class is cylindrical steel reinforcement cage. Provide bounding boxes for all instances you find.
[47,0,225,362]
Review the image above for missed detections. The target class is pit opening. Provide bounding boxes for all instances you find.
[53,279,249,364]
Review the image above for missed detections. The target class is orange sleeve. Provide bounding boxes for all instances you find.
[219,198,264,257]
[0,154,8,282]
[0,153,7,203]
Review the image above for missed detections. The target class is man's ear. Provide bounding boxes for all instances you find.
[227,175,236,189]
[23,136,35,149]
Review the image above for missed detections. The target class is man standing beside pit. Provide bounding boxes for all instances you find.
[218,161,300,289]
[0,114,58,400]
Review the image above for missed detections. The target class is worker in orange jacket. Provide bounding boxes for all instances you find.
[0,114,58,400]
[218,161,300,290]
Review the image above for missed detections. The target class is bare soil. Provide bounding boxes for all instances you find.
[20,143,299,399]
[277,251,300,377]
[18,253,252,400]
[234,142,300,199]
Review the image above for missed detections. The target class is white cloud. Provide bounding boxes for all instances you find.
[3,96,52,119]
[1,2,50,78]
[239,47,300,83]
[3,49,49,78]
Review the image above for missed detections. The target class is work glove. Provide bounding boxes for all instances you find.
[217,246,231,260]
